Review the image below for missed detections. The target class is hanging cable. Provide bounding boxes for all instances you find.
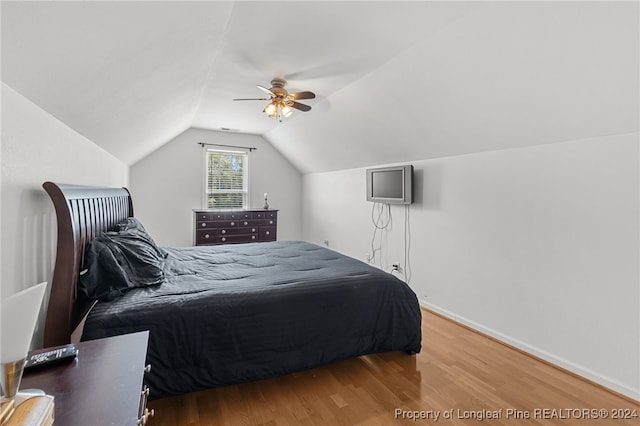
[369,202,391,267]
[404,204,412,283]
[369,202,412,283]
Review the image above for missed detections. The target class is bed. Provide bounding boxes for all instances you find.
[42,182,422,399]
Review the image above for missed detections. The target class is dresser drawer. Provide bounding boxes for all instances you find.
[260,226,276,241]
[252,211,277,220]
[196,229,218,244]
[196,212,225,221]
[219,234,259,244]
[198,220,241,229]
[219,226,258,236]
[225,212,241,220]
[252,218,277,227]
[197,220,215,229]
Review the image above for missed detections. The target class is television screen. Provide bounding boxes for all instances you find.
[366,165,413,204]
[371,170,403,199]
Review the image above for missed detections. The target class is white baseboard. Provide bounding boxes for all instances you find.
[419,299,640,402]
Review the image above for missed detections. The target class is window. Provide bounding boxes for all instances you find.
[205,149,249,209]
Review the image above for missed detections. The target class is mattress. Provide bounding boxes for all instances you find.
[81,241,422,399]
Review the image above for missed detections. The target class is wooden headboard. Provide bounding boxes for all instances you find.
[42,182,134,347]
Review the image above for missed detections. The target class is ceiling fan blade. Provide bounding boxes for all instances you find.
[288,91,316,100]
[290,101,312,112]
[233,98,270,101]
[257,85,275,96]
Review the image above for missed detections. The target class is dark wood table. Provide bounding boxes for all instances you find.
[21,331,149,426]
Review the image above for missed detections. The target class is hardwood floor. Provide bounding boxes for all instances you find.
[148,308,639,425]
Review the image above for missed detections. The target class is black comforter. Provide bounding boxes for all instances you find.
[82,241,422,399]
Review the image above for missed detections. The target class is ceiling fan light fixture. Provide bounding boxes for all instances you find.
[281,103,293,117]
[264,102,277,116]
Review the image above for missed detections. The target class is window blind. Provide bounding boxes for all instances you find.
[205,149,248,209]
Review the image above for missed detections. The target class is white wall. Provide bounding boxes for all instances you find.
[1,83,128,346]
[130,128,302,246]
[302,134,639,400]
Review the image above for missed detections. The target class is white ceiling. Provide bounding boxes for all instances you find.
[2,1,638,173]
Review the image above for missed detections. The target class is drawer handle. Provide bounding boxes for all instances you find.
[137,408,155,426]
[201,223,206,227]
[265,231,270,236]
[221,230,226,234]
[204,234,210,239]
[230,221,235,226]
[244,221,248,226]
[252,228,256,232]
[252,236,256,240]
[221,237,226,242]
[144,364,152,373]
[269,220,273,225]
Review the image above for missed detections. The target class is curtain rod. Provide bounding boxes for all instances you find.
[198,142,257,152]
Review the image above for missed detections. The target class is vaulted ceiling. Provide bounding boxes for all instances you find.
[2,1,637,174]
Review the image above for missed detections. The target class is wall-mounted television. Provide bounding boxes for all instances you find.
[366,165,413,205]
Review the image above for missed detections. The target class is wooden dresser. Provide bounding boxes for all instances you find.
[20,331,151,426]
[194,209,278,245]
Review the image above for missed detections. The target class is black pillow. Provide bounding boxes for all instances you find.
[80,218,167,301]
[116,217,146,232]
[115,217,167,257]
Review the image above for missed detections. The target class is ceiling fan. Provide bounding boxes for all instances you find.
[233,78,315,121]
